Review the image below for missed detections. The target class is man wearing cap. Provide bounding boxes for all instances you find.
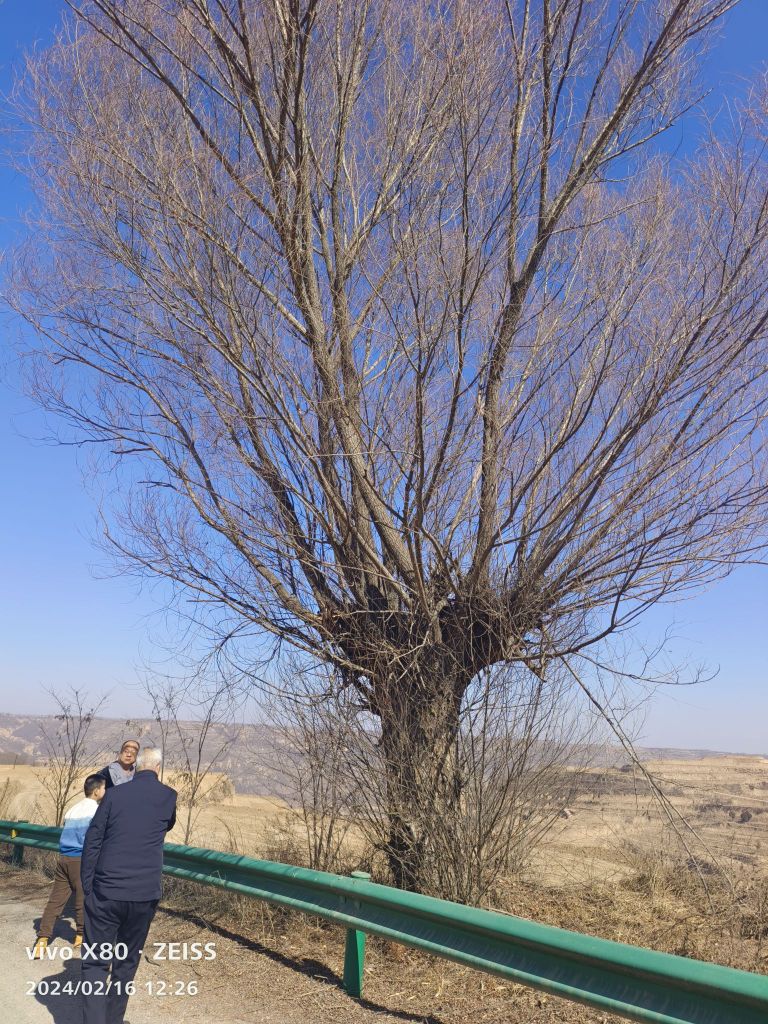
[97,740,139,789]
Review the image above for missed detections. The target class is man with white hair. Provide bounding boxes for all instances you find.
[80,747,177,1024]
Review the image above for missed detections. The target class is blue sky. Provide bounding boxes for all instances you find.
[0,1,766,751]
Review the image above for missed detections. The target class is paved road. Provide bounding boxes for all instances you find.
[0,869,295,1024]
[0,868,428,1024]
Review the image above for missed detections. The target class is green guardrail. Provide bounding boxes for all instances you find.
[2,818,768,1024]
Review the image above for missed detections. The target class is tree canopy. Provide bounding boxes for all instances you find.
[7,0,768,891]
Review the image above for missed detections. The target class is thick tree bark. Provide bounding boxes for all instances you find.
[373,661,468,893]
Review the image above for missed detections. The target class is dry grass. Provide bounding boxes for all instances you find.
[123,856,768,1024]
[0,777,23,819]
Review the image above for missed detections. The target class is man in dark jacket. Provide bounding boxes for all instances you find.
[80,747,176,1024]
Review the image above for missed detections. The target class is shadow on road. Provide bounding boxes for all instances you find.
[159,905,447,1024]
[32,909,78,944]
[33,958,82,1024]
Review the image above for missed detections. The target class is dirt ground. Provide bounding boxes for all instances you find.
[530,754,768,888]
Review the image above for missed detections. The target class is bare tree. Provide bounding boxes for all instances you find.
[0,778,24,821]
[6,0,768,892]
[142,673,241,845]
[428,663,602,900]
[258,661,357,874]
[264,657,604,900]
[35,687,109,826]
[140,681,175,784]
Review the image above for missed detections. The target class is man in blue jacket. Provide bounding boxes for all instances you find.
[80,747,176,1024]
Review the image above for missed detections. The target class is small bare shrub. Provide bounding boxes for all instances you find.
[0,778,23,819]
[35,687,109,825]
[619,842,721,899]
[259,815,308,868]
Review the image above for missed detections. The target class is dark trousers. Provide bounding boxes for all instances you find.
[81,890,159,1024]
[39,855,84,938]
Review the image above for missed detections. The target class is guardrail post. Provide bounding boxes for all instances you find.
[11,821,28,867]
[343,870,370,998]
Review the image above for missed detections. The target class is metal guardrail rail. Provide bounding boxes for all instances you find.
[3,818,768,1024]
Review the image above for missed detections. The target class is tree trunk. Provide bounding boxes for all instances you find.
[376,667,466,894]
